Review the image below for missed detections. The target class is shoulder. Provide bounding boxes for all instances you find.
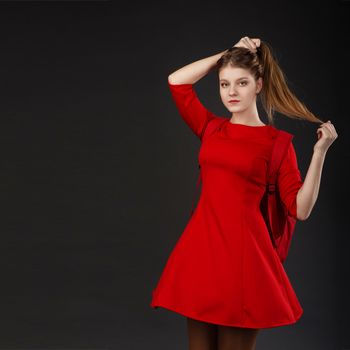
[207,116,229,129]
[211,115,227,123]
[205,115,227,128]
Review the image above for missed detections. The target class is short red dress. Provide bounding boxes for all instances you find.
[150,81,304,329]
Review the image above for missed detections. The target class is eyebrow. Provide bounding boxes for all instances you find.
[220,77,249,82]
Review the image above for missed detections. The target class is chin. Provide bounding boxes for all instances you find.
[227,105,244,112]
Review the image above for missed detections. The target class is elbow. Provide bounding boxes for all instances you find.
[168,73,195,85]
[297,209,311,221]
[295,191,311,221]
[297,214,308,221]
[168,74,180,85]
[168,74,175,84]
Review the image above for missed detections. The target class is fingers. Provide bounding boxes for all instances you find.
[241,36,256,52]
[233,37,261,52]
[329,123,338,139]
[242,37,257,52]
[324,121,335,137]
[326,121,337,135]
[317,123,330,135]
[317,120,338,139]
[323,121,337,135]
[252,38,261,47]
[241,36,260,52]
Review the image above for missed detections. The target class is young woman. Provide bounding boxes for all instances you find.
[150,36,338,350]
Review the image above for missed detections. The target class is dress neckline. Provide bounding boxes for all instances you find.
[227,120,269,128]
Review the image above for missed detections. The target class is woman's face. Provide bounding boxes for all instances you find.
[218,66,262,113]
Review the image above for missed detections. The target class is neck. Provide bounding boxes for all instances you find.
[230,105,265,126]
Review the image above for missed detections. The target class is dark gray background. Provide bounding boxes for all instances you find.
[0,0,348,349]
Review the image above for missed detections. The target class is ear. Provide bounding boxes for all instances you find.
[256,77,263,94]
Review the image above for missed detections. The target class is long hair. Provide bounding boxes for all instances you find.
[215,41,324,126]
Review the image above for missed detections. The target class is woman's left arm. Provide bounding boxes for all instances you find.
[296,120,338,220]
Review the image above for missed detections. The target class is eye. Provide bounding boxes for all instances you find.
[220,82,228,87]
[239,81,248,86]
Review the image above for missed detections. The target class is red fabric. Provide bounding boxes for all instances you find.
[277,142,304,219]
[150,82,304,329]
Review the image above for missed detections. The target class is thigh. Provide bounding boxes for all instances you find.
[186,317,218,350]
[217,325,260,350]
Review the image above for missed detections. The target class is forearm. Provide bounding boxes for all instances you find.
[168,49,228,85]
[296,149,326,220]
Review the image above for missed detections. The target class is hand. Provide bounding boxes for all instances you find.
[313,120,338,154]
[233,36,261,53]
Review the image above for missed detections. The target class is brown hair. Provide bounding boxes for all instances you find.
[215,41,324,126]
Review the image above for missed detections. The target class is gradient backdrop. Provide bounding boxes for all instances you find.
[0,0,348,349]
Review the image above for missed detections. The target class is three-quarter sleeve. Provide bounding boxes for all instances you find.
[168,81,216,141]
[277,141,304,220]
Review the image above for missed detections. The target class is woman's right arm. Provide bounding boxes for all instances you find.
[166,49,229,140]
[168,49,228,85]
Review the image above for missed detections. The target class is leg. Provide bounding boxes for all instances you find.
[217,325,260,350]
[186,317,218,350]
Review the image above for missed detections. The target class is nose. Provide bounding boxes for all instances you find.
[229,86,237,96]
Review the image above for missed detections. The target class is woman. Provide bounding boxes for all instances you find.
[150,36,337,350]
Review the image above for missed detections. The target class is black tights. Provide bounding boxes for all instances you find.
[187,317,260,350]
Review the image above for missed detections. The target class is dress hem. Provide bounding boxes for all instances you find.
[150,302,303,329]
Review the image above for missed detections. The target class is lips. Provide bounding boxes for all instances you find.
[229,100,240,103]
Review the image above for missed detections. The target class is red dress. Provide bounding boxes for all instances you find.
[150,82,304,329]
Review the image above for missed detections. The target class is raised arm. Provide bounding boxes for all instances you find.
[168,49,228,85]
[295,150,325,220]
[167,49,228,140]
[294,120,338,220]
